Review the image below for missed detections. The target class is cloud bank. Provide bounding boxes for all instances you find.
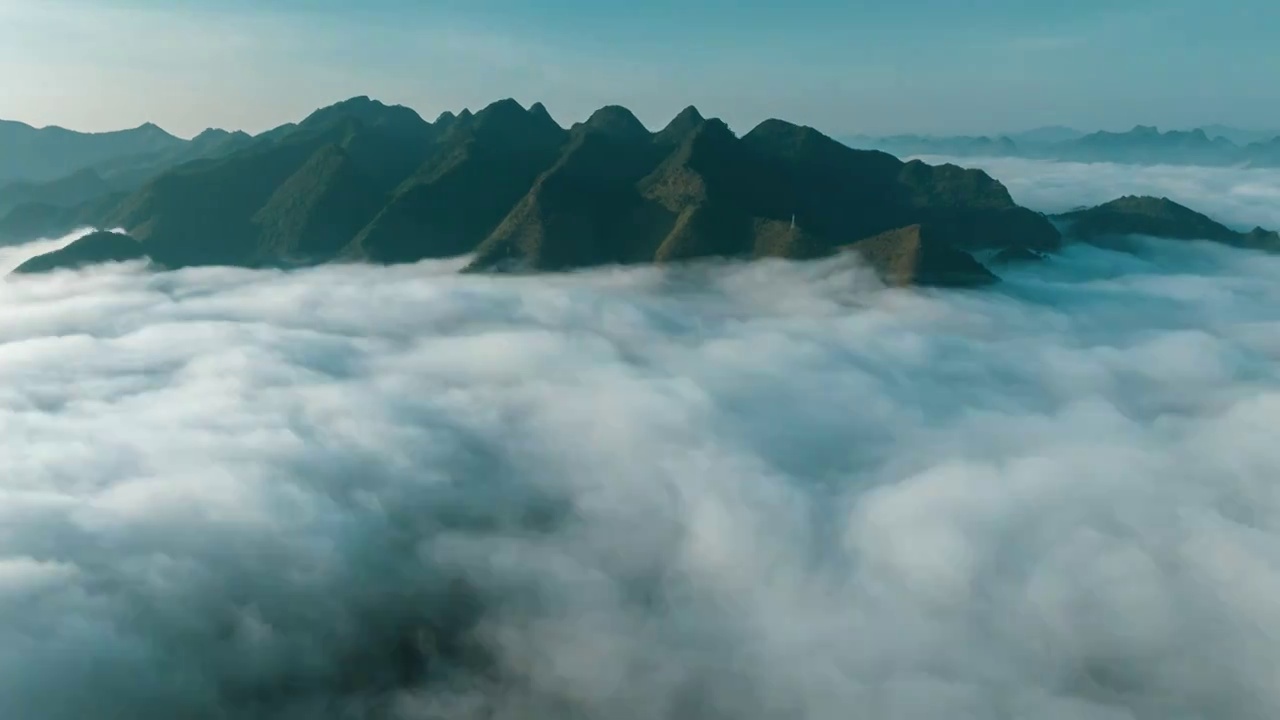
[3,163,1280,719]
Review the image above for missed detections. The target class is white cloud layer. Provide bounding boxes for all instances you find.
[3,163,1280,718]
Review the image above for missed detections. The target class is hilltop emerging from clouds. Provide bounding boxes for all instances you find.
[3,97,1277,284]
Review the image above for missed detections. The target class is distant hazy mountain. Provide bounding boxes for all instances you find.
[5,96,1065,285]
[1198,124,1280,146]
[843,133,1020,159]
[844,124,1280,167]
[0,168,113,216]
[0,122,255,216]
[1057,126,1239,165]
[1005,126,1085,144]
[0,194,124,245]
[1245,137,1280,166]
[0,120,185,183]
[86,127,255,187]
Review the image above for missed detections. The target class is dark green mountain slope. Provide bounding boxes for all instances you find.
[11,231,147,274]
[0,126,256,231]
[103,99,437,268]
[252,144,389,263]
[469,112,1060,276]
[345,99,568,263]
[744,122,1059,253]
[845,224,998,287]
[467,109,681,270]
[0,168,114,216]
[0,192,128,248]
[0,120,186,184]
[12,97,1075,283]
[86,127,256,190]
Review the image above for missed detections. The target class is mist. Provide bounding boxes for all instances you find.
[3,162,1280,719]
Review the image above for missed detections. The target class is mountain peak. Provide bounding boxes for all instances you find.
[466,98,564,142]
[433,110,460,133]
[470,99,528,128]
[1102,194,1181,211]
[12,230,147,275]
[1055,194,1243,243]
[129,121,176,140]
[657,106,707,142]
[193,128,229,140]
[320,96,379,115]
[300,96,425,131]
[672,105,705,125]
[479,98,526,116]
[743,118,833,143]
[576,105,649,139]
[742,118,849,162]
[689,116,734,142]
[529,102,553,122]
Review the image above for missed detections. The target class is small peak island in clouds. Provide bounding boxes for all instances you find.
[3,1,1280,718]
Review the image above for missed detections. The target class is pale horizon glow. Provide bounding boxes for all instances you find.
[1,0,1277,139]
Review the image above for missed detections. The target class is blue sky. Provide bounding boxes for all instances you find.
[0,0,1276,138]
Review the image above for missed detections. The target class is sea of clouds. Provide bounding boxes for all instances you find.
[2,159,1280,719]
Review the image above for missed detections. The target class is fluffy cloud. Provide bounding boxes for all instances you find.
[3,165,1280,718]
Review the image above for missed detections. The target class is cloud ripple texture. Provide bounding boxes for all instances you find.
[2,159,1280,719]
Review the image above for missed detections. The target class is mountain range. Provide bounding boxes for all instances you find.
[0,120,259,216]
[846,124,1280,167]
[4,98,1277,284]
